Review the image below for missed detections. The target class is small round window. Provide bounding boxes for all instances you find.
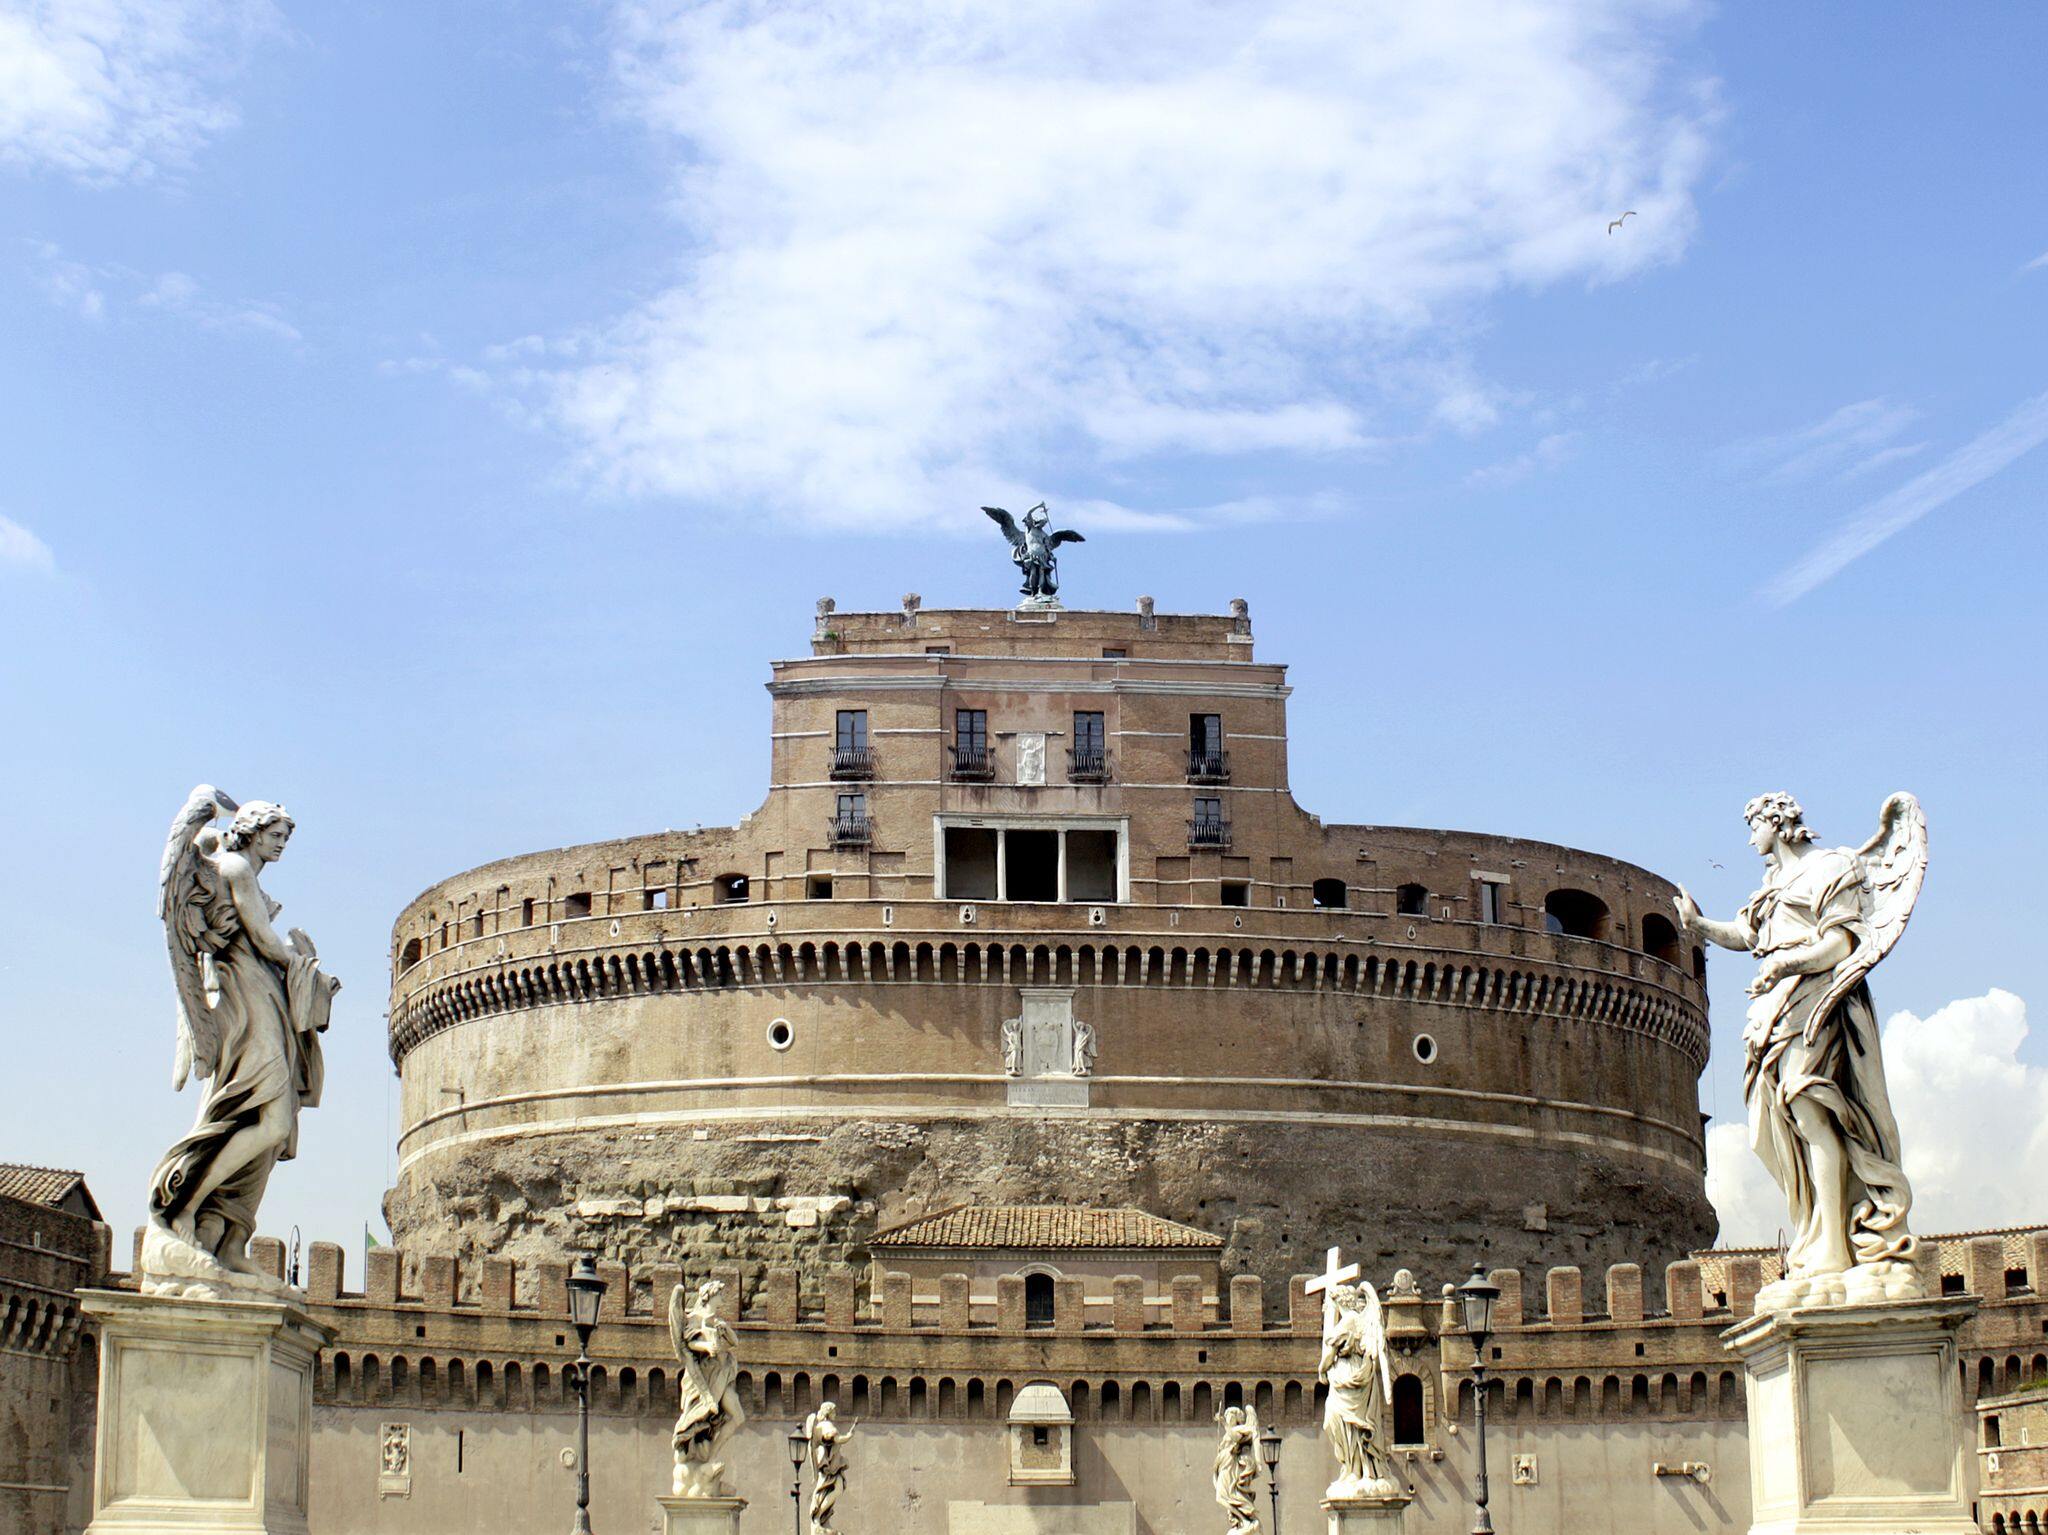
[767,1018,794,1052]
[1412,1033,1438,1064]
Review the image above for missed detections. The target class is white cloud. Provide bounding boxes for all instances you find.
[2023,249,2048,274]
[1764,390,2048,605]
[0,514,56,572]
[21,241,298,340]
[1467,430,1581,487]
[1707,989,2048,1245]
[0,1,272,182]
[1729,396,1923,485]
[492,0,1715,530]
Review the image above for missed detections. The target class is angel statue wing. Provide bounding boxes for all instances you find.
[1808,792,1927,1032]
[982,506,1024,550]
[1048,528,1086,548]
[667,1280,690,1363]
[158,785,240,1090]
[1361,1281,1393,1403]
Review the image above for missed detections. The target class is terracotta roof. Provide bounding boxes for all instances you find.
[0,1163,100,1219]
[872,1205,1222,1251]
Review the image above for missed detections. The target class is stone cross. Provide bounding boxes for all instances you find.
[1305,1245,1361,1299]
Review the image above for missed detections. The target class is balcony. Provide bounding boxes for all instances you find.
[1187,749,1231,784]
[829,813,872,847]
[1067,747,1111,784]
[828,745,875,780]
[1187,817,1231,850]
[949,745,996,782]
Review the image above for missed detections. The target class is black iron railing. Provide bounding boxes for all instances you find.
[828,746,874,780]
[949,745,996,781]
[1067,747,1110,783]
[1187,817,1231,850]
[829,814,872,847]
[1187,749,1231,783]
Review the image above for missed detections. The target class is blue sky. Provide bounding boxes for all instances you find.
[3,1,2044,1265]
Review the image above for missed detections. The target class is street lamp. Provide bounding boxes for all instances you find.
[1456,1265,1501,1535]
[1258,1421,1282,1533]
[566,1256,608,1535]
[787,1423,809,1535]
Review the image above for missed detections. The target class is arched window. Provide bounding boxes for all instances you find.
[1024,1272,1056,1329]
[1392,1375,1425,1445]
[1641,913,1681,964]
[1395,883,1429,917]
[714,874,750,904]
[399,938,422,969]
[1312,878,1348,910]
[1543,888,1610,941]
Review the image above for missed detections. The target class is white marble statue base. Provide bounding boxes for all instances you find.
[658,1493,747,1535]
[1722,1294,1978,1535]
[79,1288,331,1535]
[1323,1491,1410,1535]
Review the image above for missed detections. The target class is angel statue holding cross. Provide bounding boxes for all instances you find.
[144,785,341,1299]
[1674,791,1929,1311]
[983,502,1084,603]
[1310,1248,1397,1499]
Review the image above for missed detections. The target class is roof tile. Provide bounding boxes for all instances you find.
[872,1204,1222,1251]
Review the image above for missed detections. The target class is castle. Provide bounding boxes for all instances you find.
[4,596,2043,1535]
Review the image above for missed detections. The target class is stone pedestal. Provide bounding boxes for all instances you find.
[657,1493,747,1535]
[79,1289,331,1535]
[1722,1294,1978,1535]
[1322,1492,1410,1535]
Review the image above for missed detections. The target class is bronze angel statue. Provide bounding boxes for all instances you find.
[983,502,1084,602]
[144,785,340,1297]
[668,1278,747,1497]
[1320,1280,1395,1497]
[1675,792,1928,1309]
[1213,1403,1263,1535]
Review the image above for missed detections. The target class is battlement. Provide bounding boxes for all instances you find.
[803,598,1254,661]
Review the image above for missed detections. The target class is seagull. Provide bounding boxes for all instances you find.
[1707,858,1724,870]
[1608,211,1637,235]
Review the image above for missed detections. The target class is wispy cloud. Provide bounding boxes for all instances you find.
[22,241,299,341]
[0,515,56,573]
[1764,389,2048,606]
[467,0,1715,531]
[1467,431,1581,488]
[1728,396,1925,485]
[0,1,274,183]
[2023,249,2048,273]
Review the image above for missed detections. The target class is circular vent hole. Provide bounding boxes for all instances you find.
[1412,1033,1438,1064]
[767,1019,794,1051]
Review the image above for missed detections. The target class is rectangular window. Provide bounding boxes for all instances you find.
[835,710,868,751]
[643,888,670,911]
[1102,647,1126,659]
[1194,796,1223,823]
[943,827,998,899]
[1066,829,1119,901]
[1005,828,1059,902]
[1220,881,1249,907]
[925,644,951,655]
[806,874,834,900]
[520,897,535,927]
[956,709,987,754]
[562,892,592,920]
[1073,711,1104,754]
[1191,713,1222,756]
[837,792,866,821]
[1478,881,1505,924]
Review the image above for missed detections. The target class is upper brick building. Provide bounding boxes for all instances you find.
[384,597,1715,1296]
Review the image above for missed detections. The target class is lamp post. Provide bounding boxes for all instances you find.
[566,1256,608,1535]
[1258,1421,1282,1534]
[1456,1265,1500,1535]
[787,1424,808,1535]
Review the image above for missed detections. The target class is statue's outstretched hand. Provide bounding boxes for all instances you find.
[1672,887,1701,933]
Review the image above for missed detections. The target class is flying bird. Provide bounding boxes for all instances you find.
[1707,859,1724,870]
[1607,211,1637,235]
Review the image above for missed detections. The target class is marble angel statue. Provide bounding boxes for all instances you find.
[668,1278,747,1497]
[803,1402,855,1535]
[1675,792,1928,1309]
[1213,1404,1263,1535]
[145,786,340,1298]
[1320,1281,1396,1497]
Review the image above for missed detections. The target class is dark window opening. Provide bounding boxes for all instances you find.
[807,875,833,900]
[643,888,669,911]
[520,898,535,927]
[471,912,485,937]
[926,644,951,654]
[1313,878,1348,910]
[1543,888,1611,941]
[1985,1414,2001,1447]
[1005,829,1059,902]
[1067,829,1119,902]
[400,938,422,969]
[831,793,870,845]
[1392,1375,1425,1445]
[1190,796,1228,849]
[714,874,750,904]
[1642,912,1681,964]
[952,709,992,779]
[1102,647,1126,659]
[1188,714,1228,780]
[439,921,449,948]
[831,710,873,778]
[1032,1425,1049,1447]
[1477,881,1506,924]
[1070,712,1108,781]
[2006,1268,2030,1297]
[562,892,592,920]
[1692,946,1708,982]
[944,827,998,900]
[1941,1273,1966,1296]
[1024,1272,1056,1328]
[1220,881,1249,907]
[1396,883,1428,917]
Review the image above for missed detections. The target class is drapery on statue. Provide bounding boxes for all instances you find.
[1213,1404,1263,1535]
[1320,1281,1396,1497]
[1675,792,1929,1310]
[983,503,1084,603]
[802,1402,855,1535]
[667,1279,747,1497]
[145,785,341,1299]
